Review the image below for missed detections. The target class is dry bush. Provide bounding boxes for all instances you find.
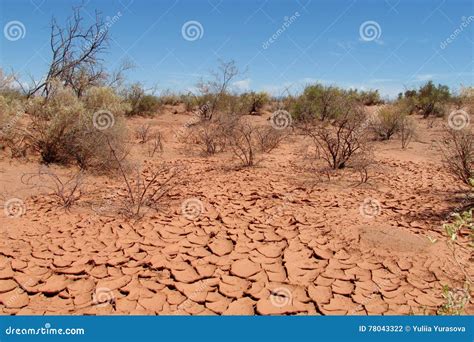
[301,103,369,170]
[147,132,164,157]
[228,119,260,167]
[240,92,269,115]
[25,83,128,171]
[0,95,27,157]
[185,118,234,156]
[370,105,405,141]
[255,126,286,153]
[350,149,376,184]
[398,116,416,149]
[442,128,474,185]
[196,60,239,121]
[107,137,177,219]
[22,167,85,208]
[135,124,152,144]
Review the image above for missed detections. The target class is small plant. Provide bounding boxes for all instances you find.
[399,116,416,149]
[22,167,85,209]
[106,137,177,219]
[147,132,164,157]
[255,126,286,153]
[228,119,259,167]
[442,128,474,185]
[437,284,471,315]
[185,118,233,156]
[135,124,152,144]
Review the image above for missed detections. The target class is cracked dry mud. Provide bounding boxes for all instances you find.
[0,112,472,315]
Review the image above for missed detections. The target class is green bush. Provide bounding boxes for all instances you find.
[124,83,161,116]
[26,82,127,170]
[291,84,347,122]
[398,81,451,117]
[240,91,269,114]
[370,104,408,140]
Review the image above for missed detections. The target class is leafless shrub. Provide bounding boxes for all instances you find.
[301,103,369,170]
[399,116,417,149]
[228,119,260,167]
[21,167,85,208]
[135,124,152,144]
[185,117,235,156]
[196,60,239,121]
[442,128,474,185]
[106,137,177,219]
[350,149,376,184]
[147,132,163,157]
[255,126,286,153]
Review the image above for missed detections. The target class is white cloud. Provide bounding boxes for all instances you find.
[232,78,251,92]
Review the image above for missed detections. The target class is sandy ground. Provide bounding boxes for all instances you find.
[0,107,472,315]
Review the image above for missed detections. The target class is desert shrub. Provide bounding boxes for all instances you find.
[83,86,130,116]
[0,95,28,158]
[185,117,235,156]
[147,132,163,157]
[292,84,347,122]
[22,167,85,208]
[460,86,474,113]
[442,128,474,185]
[158,90,181,106]
[228,119,260,167]
[196,60,239,121]
[301,101,369,170]
[370,104,407,140]
[107,137,177,219]
[240,91,270,115]
[356,89,384,106]
[350,149,375,184]
[255,126,286,153]
[417,81,451,117]
[135,124,152,144]
[26,82,127,170]
[124,83,161,116]
[181,93,197,112]
[398,116,416,149]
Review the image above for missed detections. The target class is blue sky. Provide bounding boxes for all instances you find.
[0,0,473,98]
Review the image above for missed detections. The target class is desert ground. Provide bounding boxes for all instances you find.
[0,105,472,315]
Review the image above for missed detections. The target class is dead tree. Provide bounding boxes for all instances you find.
[23,6,115,98]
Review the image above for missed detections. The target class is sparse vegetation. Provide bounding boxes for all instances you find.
[301,99,369,170]
[442,128,474,185]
